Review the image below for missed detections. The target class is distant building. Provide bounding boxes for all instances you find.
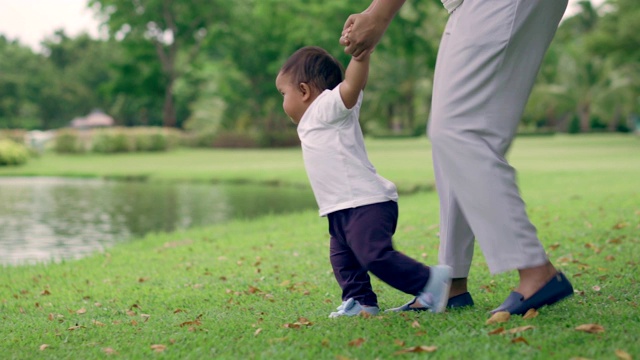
[70,110,115,129]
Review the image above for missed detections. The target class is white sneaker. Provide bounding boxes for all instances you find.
[416,265,452,313]
[329,298,380,318]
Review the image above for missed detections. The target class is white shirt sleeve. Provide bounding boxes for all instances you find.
[315,84,364,126]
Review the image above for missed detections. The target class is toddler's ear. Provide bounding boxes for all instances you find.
[299,83,312,101]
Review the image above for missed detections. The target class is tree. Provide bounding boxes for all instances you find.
[89,0,228,127]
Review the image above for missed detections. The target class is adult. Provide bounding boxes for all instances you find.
[340,0,574,314]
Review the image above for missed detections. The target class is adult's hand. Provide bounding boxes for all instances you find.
[340,12,387,60]
[340,0,405,60]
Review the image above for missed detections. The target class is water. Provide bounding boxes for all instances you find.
[0,177,316,266]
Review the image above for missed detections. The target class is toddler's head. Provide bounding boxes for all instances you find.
[276,46,344,123]
[279,46,344,93]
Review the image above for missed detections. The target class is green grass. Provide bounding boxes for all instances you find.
[1,134,639,359]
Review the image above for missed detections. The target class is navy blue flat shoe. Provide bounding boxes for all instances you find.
[491,272,574,315]
[447,292,475,309]
[386,292,474,312]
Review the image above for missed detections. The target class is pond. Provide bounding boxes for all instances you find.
[0,177,316,266]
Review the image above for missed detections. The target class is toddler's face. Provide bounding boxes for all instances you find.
[275,72,306,124]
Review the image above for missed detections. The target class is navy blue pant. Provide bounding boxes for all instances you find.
[328,201,431,306]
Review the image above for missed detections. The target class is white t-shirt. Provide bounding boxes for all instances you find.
[297,84,398,217]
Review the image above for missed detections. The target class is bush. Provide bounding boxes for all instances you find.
[53,129,86,154]
[0,129,27,144]
[91,128,135,153]
[257,130,300,148]
[0,139,30,166]
[212,131,260,148]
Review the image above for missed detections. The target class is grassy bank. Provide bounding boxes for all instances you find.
[1,134,639,359]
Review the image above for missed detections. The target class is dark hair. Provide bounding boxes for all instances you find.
[279,46,344,92]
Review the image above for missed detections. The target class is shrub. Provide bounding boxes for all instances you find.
[0,129,27,145]
[53,129,85,154]
[257,130,300,148]
[0,139,30,166]
[212,131,260,148]
[91,128,135,153]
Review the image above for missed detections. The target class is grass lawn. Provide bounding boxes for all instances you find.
[1,134,639,359]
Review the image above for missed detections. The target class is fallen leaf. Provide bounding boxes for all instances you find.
[76,308,87,315]
[522,309,539,319]
[39,344,49,351]
[173,308,186,314]
[488,327,505,335]
[94,302,102,307]
[486,311,510,325]
[394,339,406,346]
[348,338,366,347]
[411,320,421,328]
[41,290,51,296]
[612,222,628,229]
[507,326,535,334]
[103,347,118,355]
[592,286,601,292]
[321,339,330,347]
[126,310,136,316]
[605,256,615,262]
[179,319,202,328]
[141,314,151,322]
[150,344,166,353]
[615,349,632,360]
[67,325,85,331]
[254,328,262,336]
[575,324,605,334]
[92,320,106,327]
[394,345,438,354]
[511,336,529,345]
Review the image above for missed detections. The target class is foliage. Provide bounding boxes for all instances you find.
[0,0,638,140]
[53,129,86,154]
[0,138,30,166]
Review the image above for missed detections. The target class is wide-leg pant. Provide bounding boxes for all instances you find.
[428,0,568,277]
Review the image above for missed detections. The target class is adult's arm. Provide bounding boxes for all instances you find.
[340,0,407,60]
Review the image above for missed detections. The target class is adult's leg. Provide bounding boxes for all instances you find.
[428,0,568,295]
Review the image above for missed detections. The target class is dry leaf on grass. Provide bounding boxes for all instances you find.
[150,344,166,353]
[575,324,605,334]
[522,308,538,319]
[507,325,535,334]
[92,320,106,327]
[511,336,529,345]
[39,344,49,351]
[394,345,437,354]
[67,325,85,331]
[283,317,313,329]
[614,349,632,360]
[76,308,87,315]
[348,338,366,347]
[488,327,505,335]
[102,347,118,355]
[254,328,262,337]
[486,311,510,325]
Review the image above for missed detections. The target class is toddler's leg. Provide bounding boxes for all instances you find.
[345,201,430,295]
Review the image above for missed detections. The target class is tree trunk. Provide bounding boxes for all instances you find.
[162,79,176,128]
[578,103,590,133]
